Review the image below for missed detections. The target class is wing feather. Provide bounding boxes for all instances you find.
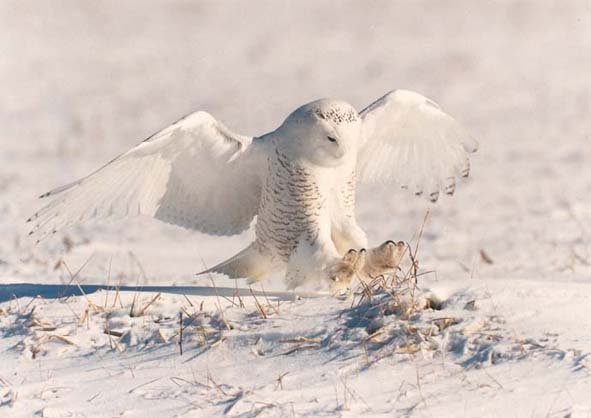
[358,90,477,202]
[29,111,265,241]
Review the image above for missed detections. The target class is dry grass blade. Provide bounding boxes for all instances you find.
[57,255,95,302]
[275,372,289,391]
[249,287,268,319]
[127,377,162,394]
[280,344,321,356]
[31,318,57,331]
[279,336,321,344]
[183,294,194,307]
[204,272,232,329]
[103,255,113,309]
[279,336,322,355]
[259,283,280,315]
[104,329,124,337]
[179,311,183,356]
[480,249,494,264]
[413,208,430,258]
[133,293,161,317]
[206,371,229,397]
[48,334,76,346]
[210,337,226,348]
[233,279,245,308]
[429,317,461,331]
[169,376,211,389]
[129,292,138,317]
[364,328,386,342]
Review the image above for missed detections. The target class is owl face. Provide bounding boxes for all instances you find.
[277,99,362,167]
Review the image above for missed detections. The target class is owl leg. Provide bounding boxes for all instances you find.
[362,241,406,280]
[285,236,341,290]
[331,218,368,256]
[286,246,367,293]
[286,229,367,292]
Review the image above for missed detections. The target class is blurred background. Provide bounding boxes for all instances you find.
[1,0,590,286]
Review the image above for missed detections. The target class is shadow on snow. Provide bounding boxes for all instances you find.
[0,283,324,303]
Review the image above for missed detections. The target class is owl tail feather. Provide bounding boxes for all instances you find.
[198,243,274,282]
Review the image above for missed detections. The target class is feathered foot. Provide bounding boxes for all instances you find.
[363,240,406,279]
[328,249,366,293]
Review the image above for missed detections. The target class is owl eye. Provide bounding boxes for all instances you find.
[327,136,338,143]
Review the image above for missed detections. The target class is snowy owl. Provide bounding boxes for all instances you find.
[29,90,477,290]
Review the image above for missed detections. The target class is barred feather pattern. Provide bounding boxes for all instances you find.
[255,149,324,263]
[337,170,356,220]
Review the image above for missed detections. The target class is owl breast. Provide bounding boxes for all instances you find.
[254,149,325,263]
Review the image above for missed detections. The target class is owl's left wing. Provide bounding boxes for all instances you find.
[357,90,478,202]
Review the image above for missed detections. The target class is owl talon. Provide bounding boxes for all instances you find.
[328,248,366,292]
[363,240,406,279]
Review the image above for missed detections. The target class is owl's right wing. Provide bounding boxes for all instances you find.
[29,111,266,242]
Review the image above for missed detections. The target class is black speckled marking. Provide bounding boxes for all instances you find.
[314,107,358,124]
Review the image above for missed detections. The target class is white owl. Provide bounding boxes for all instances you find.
[29,90,477,290]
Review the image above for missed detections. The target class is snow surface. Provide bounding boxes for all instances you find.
[1,0,591,417]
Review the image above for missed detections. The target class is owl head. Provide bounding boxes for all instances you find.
[275,99,362,167]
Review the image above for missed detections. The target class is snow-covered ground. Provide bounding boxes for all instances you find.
[1,1,591,416]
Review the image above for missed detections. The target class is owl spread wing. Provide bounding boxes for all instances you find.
[28,111,265,242]
[357,90,478,202]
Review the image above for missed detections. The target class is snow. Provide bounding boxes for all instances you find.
[1,0,591,416]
